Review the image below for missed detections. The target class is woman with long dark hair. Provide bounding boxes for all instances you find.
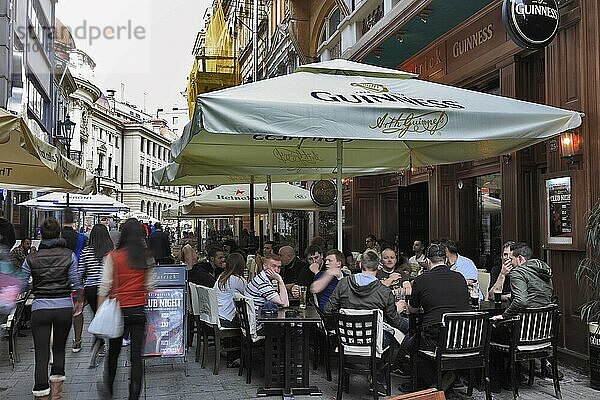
[73,223,114,366]
[97,218,155,400]
[22,217,83,399]
[214,252,246,328]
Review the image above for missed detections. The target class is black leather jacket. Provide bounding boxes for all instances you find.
[26,238,73,298]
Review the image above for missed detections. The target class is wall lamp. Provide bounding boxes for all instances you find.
[560,130,581,158]
[419,9,432,23]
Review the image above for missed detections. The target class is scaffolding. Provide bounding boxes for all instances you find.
[187,0,239,117]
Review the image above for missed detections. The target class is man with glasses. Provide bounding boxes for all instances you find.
[487,241,515,301]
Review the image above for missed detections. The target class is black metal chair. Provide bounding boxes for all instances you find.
[411,311,492,399]
[334,308,391,400]
[312,292,334,381]
[490,304,561,399]
[233,293,264,384]
[1,291,29,369]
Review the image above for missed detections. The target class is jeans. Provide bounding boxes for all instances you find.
[31,308,73,391]
[105,306,146,400]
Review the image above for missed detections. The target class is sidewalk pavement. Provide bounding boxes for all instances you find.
[1,309,598,399]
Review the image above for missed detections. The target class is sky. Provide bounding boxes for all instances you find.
[56,0,212,113]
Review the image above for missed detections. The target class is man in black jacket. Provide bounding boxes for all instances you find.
[147,222,173,264]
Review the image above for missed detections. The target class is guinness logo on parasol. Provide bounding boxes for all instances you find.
[310,180,337,207]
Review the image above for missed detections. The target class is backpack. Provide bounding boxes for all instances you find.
[74,232,85,262]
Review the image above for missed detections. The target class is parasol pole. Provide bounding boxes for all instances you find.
[267,175,273,240]
[337,140,343,252]
[249,176,255,249]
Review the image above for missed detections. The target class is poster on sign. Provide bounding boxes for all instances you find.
[546,176,572,245]
[144,288,185,357]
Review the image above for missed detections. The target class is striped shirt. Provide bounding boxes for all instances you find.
[77,246,105,287]
[244,271,278,314]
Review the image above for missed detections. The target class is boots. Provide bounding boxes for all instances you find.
[49,375,65,400]
[32,388,50,400]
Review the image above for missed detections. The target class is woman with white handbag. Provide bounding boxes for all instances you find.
[96,218,155,400]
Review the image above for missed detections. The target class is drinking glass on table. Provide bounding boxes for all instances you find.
[469,282,480,308]
[298,286,307,309]
[493,288,503,305]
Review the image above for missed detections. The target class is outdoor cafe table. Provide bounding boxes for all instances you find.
[257,305,322,399]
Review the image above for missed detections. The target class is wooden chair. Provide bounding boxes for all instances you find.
[411,311,491,399]
[387,388,446,400]
[194,284,240,374]
[188,282,205,362]
[334,309,391,400]
[490,304,561,399]
[233,293,264,384]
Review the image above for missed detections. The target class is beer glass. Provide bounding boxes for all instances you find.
[469,282,480,308]
[494,288,503,305]
[299,286,307,309]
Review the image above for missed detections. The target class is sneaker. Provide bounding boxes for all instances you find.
[98,344,107,357]
[391,364,411,379]
[398,382,415,393]
[72,339,82,353]
[122,338,130,347]
[369,381,388,396]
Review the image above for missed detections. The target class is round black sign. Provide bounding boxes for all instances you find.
[310,180,337,207]
[502,0,560,49]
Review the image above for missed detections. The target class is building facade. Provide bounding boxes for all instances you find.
[310,0,597,362]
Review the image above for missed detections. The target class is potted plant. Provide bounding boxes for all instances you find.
[576,199,600,390]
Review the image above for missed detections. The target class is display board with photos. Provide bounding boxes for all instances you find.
[143,265,187,358]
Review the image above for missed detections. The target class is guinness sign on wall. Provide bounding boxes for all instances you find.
[502,0,560,49]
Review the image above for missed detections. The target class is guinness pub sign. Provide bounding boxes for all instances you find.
[502,0,560,49]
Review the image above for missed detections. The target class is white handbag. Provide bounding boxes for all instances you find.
[88,297,124,339]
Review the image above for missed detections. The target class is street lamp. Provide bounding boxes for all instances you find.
[95,164,103,195]
[56,115,76,159]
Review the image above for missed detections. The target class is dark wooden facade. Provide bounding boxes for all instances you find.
[344,0,598,361]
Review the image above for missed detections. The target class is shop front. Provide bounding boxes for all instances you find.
[344,0,598,362]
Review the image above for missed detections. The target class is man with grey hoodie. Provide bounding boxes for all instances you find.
[491,242,553,321]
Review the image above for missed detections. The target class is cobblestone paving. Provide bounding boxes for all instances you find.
[1,310,598,399]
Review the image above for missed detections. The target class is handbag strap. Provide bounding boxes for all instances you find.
[109,253,120,302]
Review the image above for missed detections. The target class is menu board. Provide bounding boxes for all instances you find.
[546,177,572,245]
[143,265,186,357]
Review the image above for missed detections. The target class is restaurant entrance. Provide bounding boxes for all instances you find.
[397,183,428,258]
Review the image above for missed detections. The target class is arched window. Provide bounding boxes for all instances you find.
[152,202,157,218]
[140,200,145,212]
[146,202,151,216]
[318,7,341,47]
[158,204,162,220]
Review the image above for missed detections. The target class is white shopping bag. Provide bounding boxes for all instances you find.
[88,298,124,339]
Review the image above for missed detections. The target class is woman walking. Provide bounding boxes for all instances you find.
[22,218,83,400]
[74,223,114,367]
[98,218,155,399]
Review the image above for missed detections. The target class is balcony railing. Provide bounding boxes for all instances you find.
[362,2,384,35]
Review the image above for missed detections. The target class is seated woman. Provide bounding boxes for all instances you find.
[214,252,246,328]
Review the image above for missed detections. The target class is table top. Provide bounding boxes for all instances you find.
[258,305,321,324]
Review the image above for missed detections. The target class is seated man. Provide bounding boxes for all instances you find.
[278,245,309,291]
[325,250,406,332]
[325,249,406,395]
[402,243,470,390]
[487,240,515,301]
[492,242,553,322]
[377,246,411,288]
[244,254,289,325]
[408,240,427,276]
[188,246,225,287]
[310,250,347,310]
[441,239,478,283]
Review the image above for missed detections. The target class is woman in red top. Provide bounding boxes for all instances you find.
[97,218,155,400]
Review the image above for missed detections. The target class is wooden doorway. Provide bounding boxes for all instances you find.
[396,183,429,258]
